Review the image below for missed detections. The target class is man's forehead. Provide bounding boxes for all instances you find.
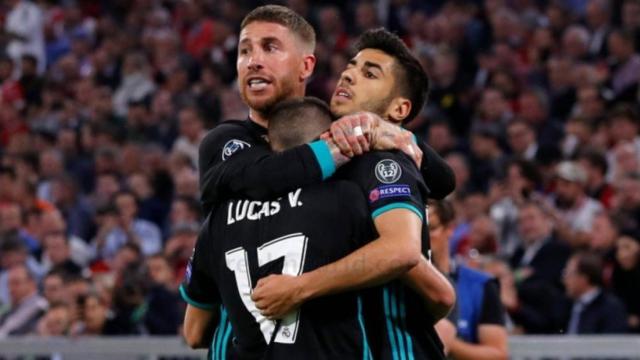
[239,21,294,42]
[352,49,395,68]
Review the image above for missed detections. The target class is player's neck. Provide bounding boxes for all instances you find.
[248,109,268,129]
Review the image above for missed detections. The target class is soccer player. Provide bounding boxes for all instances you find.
[183,97,376,359]
[197,4,454,216]
[252,29,451,360]
[185,5,454,358]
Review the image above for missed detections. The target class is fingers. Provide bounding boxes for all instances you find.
[330,115,374,156]
[329,121,353,157]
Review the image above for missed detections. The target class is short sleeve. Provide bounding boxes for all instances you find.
[342,151,427,221]
[336,181,376,248]
[479,279,507,326]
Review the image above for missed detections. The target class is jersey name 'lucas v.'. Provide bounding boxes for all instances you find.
[226,189,304,225]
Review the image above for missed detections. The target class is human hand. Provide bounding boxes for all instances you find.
[251,274,306,319]
[329,112,379,157]
[370,121,422,166]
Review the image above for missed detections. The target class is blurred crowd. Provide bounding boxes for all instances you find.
[0,0,638,339]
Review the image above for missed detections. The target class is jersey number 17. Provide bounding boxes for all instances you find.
[225,233,308,344]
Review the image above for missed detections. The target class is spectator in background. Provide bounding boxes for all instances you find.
[127,171,169,230]
[71,292,109,336]
[0,234,43,306]
[506,120,538,161]
[585,0,612,58]
[612,229,640,332]
[563,251,627,334]
[144,254,180,334]
[607,29,640,99]
[588,213,620,284]
[468,124,506,193]
[112,52,155,117]
[4,0,46,74]
[42,271,66,306]
[41,231,83,276]
[517,88,564,148]
[172,105,207,168]
[50,175,95,241]
[490,159,542,258]
[428,200,509,360]
[508,201,571,334]
[562,25,592,62]
[562,116,597,158]
[36,302,71,336]
[98,191,162,259]
[577,149,615,209]
[0,265,47,337]
[552,161,603,247]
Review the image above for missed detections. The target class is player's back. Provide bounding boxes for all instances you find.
[206,180,374,360]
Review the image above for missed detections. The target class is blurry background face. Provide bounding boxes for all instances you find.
[507,123,534,154]
[8,267,35,304]
[616,235,640,270]
[42,306,71,336]
[554,178,581,206]
[44,233,69,265]
[44,274,66,304]
[518,205,550,245]
[146,257,173,286]
[563,257,583,299]
[84,295,107,332]
[589,214,617,251]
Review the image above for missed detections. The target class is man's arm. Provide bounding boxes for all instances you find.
[198,123,351,210]
[183,305,217,349]
[448,325,508,360]
[401,256,456,322]
[417,141,456,199]
[252,208,422,318]
[329,117,455,199]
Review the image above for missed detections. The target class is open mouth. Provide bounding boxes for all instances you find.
[334,87,352,100]
[247,77,272,91]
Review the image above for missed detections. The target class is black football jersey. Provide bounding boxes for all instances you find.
[183,180,375,359]
[337,150,446,360]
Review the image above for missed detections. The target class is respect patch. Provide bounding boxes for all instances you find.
[369,184,412,203]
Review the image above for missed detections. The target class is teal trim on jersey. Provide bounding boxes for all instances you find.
[213,307,228,360]
[309,140,336,180]
[221,322,233,360]
[390,287,407,360]
[383,287,400,360]
[357,296,373,360]
[179,284,215,310]
[398,286,415,360]
[371,203,424,221]
[412,133,417,144]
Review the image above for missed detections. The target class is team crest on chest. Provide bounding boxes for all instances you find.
[222,139,251,161]
[375,159,402,184]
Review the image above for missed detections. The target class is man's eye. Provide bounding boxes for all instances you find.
[365,71,377,79]
[239,48,249,55]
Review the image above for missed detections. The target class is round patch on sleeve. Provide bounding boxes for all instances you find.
[375,159,402,184]
[222,139,251,161]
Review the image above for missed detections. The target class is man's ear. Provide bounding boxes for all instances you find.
[386,97,411,124]
[300,54,316,82]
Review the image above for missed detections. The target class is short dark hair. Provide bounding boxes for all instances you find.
[574,251,604,286]
[353,28,429,123]
[427,199,456,227]
[241,5,316,51]
[267,97,333,151]
[577,148,608,175]
[610,28,637,48]
[607,103,639,126]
